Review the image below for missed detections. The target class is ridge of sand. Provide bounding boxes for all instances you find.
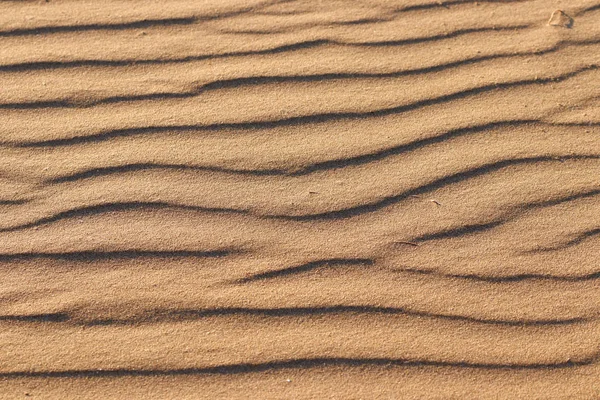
[1,0,599,399]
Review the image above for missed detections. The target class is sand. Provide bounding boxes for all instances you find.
[1,0,599,398]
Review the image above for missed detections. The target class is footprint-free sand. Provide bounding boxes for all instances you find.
[1,0,599,398]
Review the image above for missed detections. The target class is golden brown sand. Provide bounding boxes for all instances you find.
[1,0,600,398]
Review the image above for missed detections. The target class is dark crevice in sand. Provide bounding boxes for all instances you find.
[0,100,77,110]
[525,228,600,253]
[0,250,238,262]
[331,17,393,26]
[352,26,529,47]
[1,354,597,379]
[192,2,284,22]
[412,220,507,242]
[13,125,213,147]
[0,313,70,323]
[219,29,289,35]
[0,202,250,233]
[216,17,396,35]
[579,2,600,14]
[395,0,529,13]
[0,39,329,73]
[0,25,531,73]
[253,9,312,17]
[0,17,197,38]
[291,120,537,175]
[234,259,374,283]
[522,189,600,209]
[213,24,529,43]
[0,118,541,148]
[43,163,287,184]
[409,188,600,242]
[79,311,594,327]
[0,199,29,205]
[1,306,589,328]
[398,267,600,283]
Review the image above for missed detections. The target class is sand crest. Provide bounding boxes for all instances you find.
[1,0,599,399]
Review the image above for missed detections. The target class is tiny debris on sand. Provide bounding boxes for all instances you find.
[548,10,573,28]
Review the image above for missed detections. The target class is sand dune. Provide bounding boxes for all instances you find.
[1,0,599,399]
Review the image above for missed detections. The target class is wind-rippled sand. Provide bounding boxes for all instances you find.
[1,0,599,398]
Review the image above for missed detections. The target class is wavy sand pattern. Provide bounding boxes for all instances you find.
[1,0,599,398]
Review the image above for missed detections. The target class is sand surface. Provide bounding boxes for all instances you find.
[1,0,600,398]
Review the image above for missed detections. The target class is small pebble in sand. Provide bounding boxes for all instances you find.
[548,10,573,28]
